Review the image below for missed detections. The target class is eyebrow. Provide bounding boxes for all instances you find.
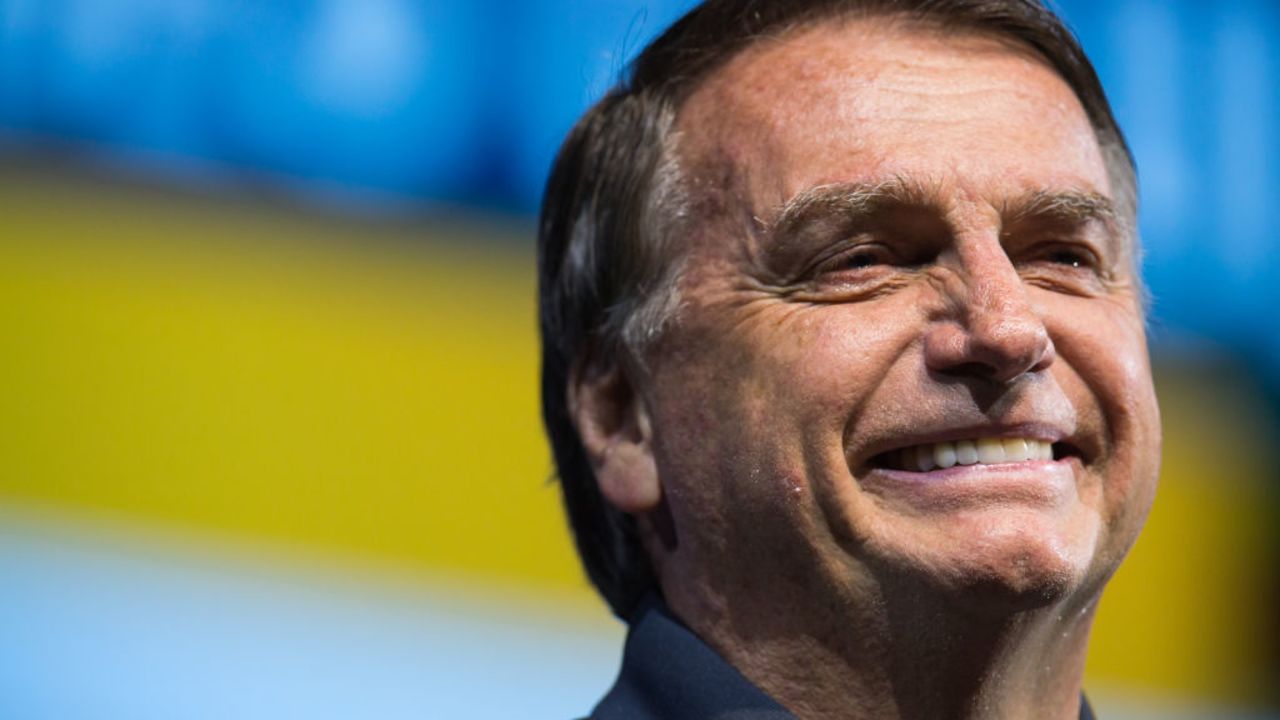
[1001,189,1117,228]
[768,176,936,238]
[768,179,1118,239]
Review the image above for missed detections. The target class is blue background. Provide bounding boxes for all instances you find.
[2,0,1277,381]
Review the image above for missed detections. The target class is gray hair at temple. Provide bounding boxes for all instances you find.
[537,0,1137,619]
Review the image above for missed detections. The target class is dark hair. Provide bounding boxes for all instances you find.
[538,0,1136,619]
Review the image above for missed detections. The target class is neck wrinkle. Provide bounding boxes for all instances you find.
[667,572,1098,720]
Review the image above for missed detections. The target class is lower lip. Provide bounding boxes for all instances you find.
[862,459,1077,507]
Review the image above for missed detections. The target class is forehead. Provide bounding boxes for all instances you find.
[675,17,1110,221]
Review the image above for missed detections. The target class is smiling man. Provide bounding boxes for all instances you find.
[538,2,1161,719]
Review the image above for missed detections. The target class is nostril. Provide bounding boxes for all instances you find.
[937,360,1003,380]
[970,319,1054,381]
[924,317,1053,384]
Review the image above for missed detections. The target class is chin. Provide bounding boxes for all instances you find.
[868,510,1102,613]
[948,544,1084,612]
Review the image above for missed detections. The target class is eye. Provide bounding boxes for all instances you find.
[814,244,895,276]
[1016,240,1111,295]
[1028,242,1101,272]
[791,240,918,302]
[836,249,882,269]
[1046,248,1088,268]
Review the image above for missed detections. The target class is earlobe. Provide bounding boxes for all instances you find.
[568,359,662,514]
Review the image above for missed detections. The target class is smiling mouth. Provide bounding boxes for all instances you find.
[871,437,1083,472]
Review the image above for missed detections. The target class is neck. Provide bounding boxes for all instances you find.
[666,577,1097,720]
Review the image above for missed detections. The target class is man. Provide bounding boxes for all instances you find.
[538,1,1161,718]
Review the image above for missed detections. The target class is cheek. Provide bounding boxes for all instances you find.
[648,300,916,505]
[743,302,921,446]
[644,335,791,524]
[1056,300,1157,446]
[1047,298,1160,518]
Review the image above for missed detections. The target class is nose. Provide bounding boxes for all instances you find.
[924,243,1055,384]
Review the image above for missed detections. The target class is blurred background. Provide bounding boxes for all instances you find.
[0,1,1277,718]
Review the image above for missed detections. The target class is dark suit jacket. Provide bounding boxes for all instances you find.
[588,597,1096,720]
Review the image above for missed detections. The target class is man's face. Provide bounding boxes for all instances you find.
[636,20,1161,623]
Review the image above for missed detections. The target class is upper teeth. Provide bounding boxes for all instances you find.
[900,438,1054,472]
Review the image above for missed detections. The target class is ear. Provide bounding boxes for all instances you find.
[567,358,662,514]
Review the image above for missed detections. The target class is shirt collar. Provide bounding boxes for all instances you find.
[591,596,793,719]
